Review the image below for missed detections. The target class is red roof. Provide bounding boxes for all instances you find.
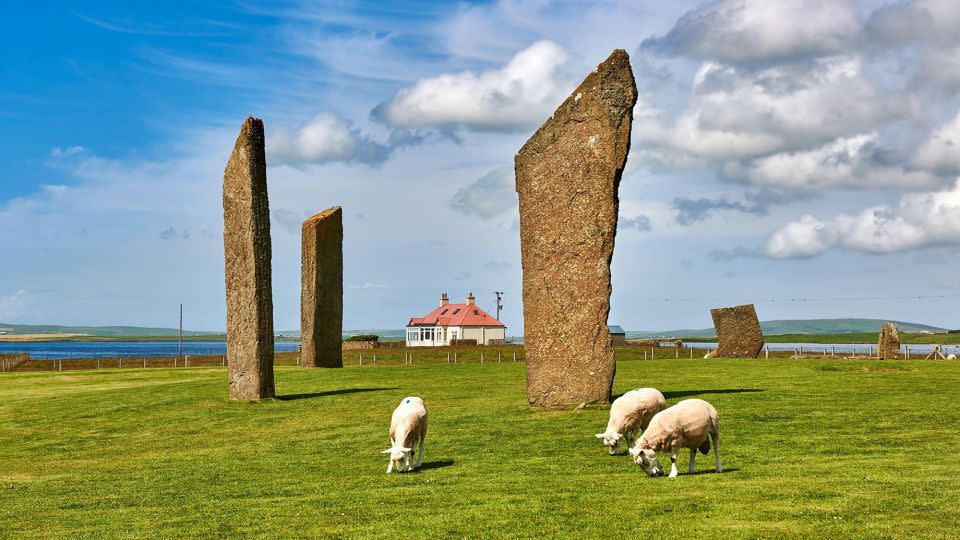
[408,303,505,327]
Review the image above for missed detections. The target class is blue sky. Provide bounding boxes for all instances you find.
[4,0,960,334]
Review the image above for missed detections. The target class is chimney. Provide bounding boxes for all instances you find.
[466,292,475,306]
[440,292,449,307]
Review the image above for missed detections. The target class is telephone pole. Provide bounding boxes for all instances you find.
[178,303,183,359]
[494,292,503,321]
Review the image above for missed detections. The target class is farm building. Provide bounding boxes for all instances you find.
[406,292,506,346]
[609,325,626,346]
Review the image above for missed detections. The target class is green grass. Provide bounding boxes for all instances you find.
[682,331,960,345]
[2,355,959,538]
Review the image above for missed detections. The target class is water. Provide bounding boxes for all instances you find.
[0,340,301,360]
[681,342,958,355]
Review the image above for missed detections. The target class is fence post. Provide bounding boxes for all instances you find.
[513,351,516,362]
[119,358,122,369]
[675,348,679,359]
[481,352,484,363]
[799,345,803,358]
[447,352,450,364]
[498,351,501,363]
[690,347,693,359]
[765,345,769,359]
[454,352,458,364]
[359,353,363,366]
[373,353,377,365]
[222,355,225,366]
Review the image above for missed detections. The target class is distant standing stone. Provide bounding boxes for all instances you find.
[516,49,637,407]
[877,322,900,360]
[223,116,275,400]
[301,206,343,368]
[705,304,764,359]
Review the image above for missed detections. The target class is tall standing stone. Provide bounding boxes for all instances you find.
[705,304,764,359]
[300,206,343,368]
[515,49,637,407]
[223,116,275,400]
[877,322,900,359]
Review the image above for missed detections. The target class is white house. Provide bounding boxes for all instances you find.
[406,292,506,346]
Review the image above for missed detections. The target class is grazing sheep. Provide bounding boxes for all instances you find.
[382,396,428,473]
[628,398,721,477]
[595,388,666,455]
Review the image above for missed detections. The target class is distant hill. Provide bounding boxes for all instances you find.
[0,323,407,341]
[0,323,217,338]
[627,318,951,339]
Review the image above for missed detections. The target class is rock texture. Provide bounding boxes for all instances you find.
[877,322,900,359]
[515,49,637,407]
[705,304,764,358]
[300,206,343,368]
[223,116,275,399]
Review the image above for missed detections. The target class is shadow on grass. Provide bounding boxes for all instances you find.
[684,467,740,476]
[416,460,455,471]
[661,389,763,400]
[276,387,398,401]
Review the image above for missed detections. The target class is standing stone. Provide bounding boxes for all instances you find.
[705,304,764,358]
[223,116,275,399]
[877,322,900,360]
[516,49,637,407]
[300,206,343,368]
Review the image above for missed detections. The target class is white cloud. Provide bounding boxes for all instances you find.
[372,41,573,131]
[449,168,517,219]
[0,290,29,320]
[914,113,960,175]
[866,0,960,48]
[634,57,905,164]
[727,133,940,190]
[643,0,861,64]
[766,179,960,257]
[269,113,391,166]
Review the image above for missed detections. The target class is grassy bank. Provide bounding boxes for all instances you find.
[2,356,959,538]
[682,331,960,345]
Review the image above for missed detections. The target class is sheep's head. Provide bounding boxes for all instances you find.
[595,432,623,455]
[381,446,412,470]
[628,447,663,477]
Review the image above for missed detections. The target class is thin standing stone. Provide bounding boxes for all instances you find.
[300,206,344,368]
[223,116,275,400]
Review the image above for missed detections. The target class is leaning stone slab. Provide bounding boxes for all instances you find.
[877,322,900,360]
[516,49,637,407]
[223,116,275,399]
[300,206,343,368]
[705,304,764,358]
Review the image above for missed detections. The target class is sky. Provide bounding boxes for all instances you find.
[4,0,960,334]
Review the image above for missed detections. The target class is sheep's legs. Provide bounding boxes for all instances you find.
[415,436,425,469]
[669,449,679,477]
[688,447,697,474]
[712,431,723,473]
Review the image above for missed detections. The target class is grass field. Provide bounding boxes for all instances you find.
[682,331,960,345]
[2,354,959,538]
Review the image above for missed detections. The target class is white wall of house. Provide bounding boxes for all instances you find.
[405,325,504,346]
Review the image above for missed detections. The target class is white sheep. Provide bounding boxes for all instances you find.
[595,388,666,455]
[382,396,428,473]
[628,398,722,477]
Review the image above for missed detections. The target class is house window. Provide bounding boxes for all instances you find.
[453,309,460,314]
[440,309,448,315]
[407,330,418,342]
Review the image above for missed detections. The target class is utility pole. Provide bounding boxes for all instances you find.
[494,291,503,321]
[178,303,183,359]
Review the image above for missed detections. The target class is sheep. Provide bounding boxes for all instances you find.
[628,398,722,477]
[382,396,428,473]
[595,388,666,455]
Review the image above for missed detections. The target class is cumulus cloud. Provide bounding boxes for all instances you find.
[372,40,573,131]
[673,189,802,225]
[766,179,960,258]
[449,168,516,219]
[865,0,960,49]
[268,113,395,166]
[0,290,29,320]
[620,214,652,232]
[725,133,940,190]
[642,0,861,64]
[913,113,960,175]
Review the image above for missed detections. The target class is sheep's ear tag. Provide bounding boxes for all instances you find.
[405,399,410,404]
